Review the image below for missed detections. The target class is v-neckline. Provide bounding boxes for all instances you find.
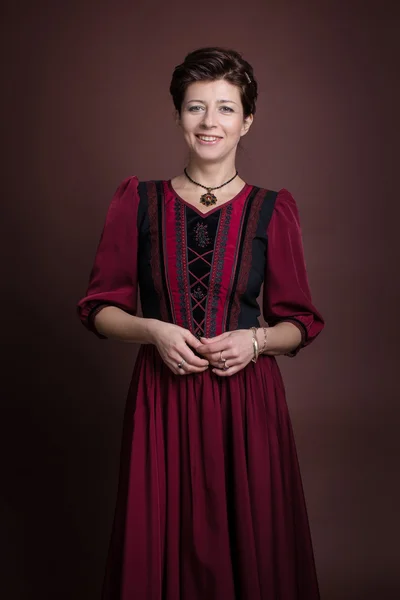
[166,180,252,218]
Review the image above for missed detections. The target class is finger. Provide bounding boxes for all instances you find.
[166,354,188,375]
[172,353,209,374]
[197,338,233,354]
[199,332,231,344]
[179,346,209,367]
[185,365,210,375]
[212,364,242,377]
[177,356,210,372]
[175,364,209,375]
[171,360,186,375]
[180,333,210,365]
[209,358,239,371]
[184,331,206,351]
[207,350,236,363]
[168,362,181,375]
[175,366,209,375]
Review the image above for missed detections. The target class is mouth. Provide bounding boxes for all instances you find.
[195,134,222,145]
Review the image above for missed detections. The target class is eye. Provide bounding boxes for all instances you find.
[188,105,204,112]
[220,106,234,113]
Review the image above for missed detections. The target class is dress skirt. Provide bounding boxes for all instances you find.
[101,345,320,600]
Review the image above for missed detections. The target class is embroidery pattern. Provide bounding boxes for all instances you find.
[187,243,214,337]
[206,204,233,337]
[194,222,211,248]
[174,199,191,330]
[193,285,205,300]
[184,211,220,338]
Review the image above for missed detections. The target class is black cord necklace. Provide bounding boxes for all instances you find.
[184,167,239,207]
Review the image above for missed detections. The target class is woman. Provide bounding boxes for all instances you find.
[77,47,324,600]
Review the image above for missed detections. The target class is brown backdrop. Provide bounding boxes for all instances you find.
[2,1,399,599]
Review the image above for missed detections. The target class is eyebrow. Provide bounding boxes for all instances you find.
[186,99,238,106]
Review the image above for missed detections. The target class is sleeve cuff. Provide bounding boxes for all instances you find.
[268,317,308,358]
[86,303,112,339]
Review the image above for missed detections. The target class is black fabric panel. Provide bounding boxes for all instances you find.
[236,189,278,330]
[154,180,174,323]
[225,187,261,330]
[136,181,164,321]
[185,206,220,338]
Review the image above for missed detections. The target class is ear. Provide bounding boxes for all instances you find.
[174,109,181,127]
[240,114,254,137]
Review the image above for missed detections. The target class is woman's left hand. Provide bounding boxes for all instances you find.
[197,330,255,376]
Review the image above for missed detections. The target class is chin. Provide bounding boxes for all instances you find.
[193,151,226,163]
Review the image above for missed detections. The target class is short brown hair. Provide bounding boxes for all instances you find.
[170,47,258,119]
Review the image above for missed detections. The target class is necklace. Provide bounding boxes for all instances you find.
[184,167,239,207]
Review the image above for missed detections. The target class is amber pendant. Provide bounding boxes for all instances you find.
[200,190,218,207]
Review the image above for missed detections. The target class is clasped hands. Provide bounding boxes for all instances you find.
[153,322,258,376]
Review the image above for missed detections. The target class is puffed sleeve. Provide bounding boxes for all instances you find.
[77,176,140,338]
[263,188,324,356]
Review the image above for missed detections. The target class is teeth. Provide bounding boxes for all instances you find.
[198,136,219,141]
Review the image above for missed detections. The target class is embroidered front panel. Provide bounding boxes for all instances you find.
[186,210,219,337]
[194,222,211,248]
[161,181,255,335]
[206,205,233,337]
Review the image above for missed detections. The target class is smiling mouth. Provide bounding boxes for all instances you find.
[196,135,222,143]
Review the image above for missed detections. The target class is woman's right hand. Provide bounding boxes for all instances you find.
[150,321,209,375]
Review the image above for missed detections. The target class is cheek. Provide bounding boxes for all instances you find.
[224,117,245,136]
[180,113,201,132]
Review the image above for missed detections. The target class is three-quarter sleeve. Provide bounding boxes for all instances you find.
[263,188,324,356]
[77,175,140,338]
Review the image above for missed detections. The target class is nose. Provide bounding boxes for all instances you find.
[200,108,217,129]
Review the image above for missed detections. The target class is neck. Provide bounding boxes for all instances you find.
[185,157,238,187]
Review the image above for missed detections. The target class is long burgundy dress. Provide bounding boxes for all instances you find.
[77,176,324,600]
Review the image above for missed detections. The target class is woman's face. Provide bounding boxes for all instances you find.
[177,79,253,162]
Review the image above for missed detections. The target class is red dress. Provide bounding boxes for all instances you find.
[77,177,324,600]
